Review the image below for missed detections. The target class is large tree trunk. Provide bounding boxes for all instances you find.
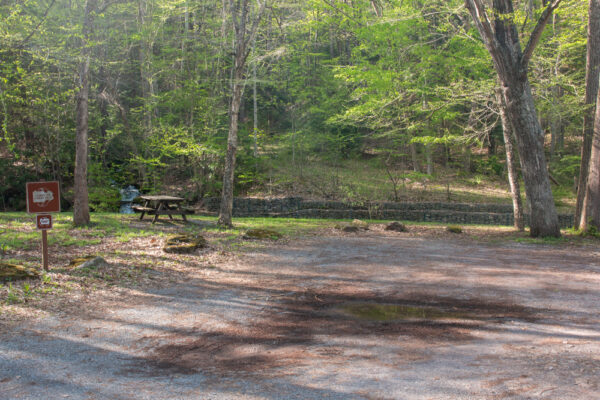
[581,88,600,230]
[496,88,524,231]
[576,0,600,228]
[73,0,96,227]
[465,0,561,237]
[501,79,557,236]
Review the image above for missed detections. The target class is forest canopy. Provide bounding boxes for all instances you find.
[0,0,592,234]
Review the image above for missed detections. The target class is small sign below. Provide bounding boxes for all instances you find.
[36,214,53,230]
[26,181,60,213]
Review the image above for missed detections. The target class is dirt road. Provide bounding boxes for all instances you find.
[1,233,599,399]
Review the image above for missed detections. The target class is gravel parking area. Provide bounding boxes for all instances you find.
[1,234,599,399]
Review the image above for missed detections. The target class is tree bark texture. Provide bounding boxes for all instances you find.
[410,143,419,172]
[252,39,258,157]
[465,0,561,237]
[496,88,524,231]
[218,0,265,227]
[73,0,96,227]
[580,82,600,230]
[576,0,600,228]
[218,72,244,227]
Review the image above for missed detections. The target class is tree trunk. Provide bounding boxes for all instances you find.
[581,87,600,230]
[465,0,561,237]
[252,39,258,157]
[463,145,471,173]
[218,70,244,227]
[218,0,265,227]
[425,144,433,175]
[576,0,600,228]
[73,0,96,227]
[410,143,419,172]
[496,88,524,231]
[501,79,558,236]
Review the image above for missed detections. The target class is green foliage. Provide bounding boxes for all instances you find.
[582,225,600,238]
[0,158,39,211]
[550,155,581,184]
[473,156,504,177]
[0,0,589,207]
[88,186,121,212]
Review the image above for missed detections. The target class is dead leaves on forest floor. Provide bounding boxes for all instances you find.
[0,219,597,325]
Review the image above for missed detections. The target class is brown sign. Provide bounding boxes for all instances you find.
[36,214,53,230]
[26,181,60,213]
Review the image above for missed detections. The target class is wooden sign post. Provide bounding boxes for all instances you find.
[26,182,60,271]
[36,214,52,271]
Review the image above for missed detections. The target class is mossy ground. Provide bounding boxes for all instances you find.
[163,234,207,254]
[446,225,463,234]
[0,262,38,282]
[338,302,468,321]
[67,256,98,268]
[243,229,282,240]
[1,212,598,314]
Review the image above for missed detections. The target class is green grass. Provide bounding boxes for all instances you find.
[0,212,165,252]
[0,212,341,254]
[197,216,338,236]
[1,212,592,256]
[251,156,520,205]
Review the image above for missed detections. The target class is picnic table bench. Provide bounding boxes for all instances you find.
[133,195,194,224]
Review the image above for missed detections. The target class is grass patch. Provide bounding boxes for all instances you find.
[249,156,532,205]
[513,236,570,245]
[0,212,168,252]
[194,216,339,237]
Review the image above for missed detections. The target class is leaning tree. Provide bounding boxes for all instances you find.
[464,0,561,237]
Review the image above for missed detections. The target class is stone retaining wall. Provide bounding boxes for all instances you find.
[199,197,574,228]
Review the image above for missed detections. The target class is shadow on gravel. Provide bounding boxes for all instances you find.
[130,288,539,378]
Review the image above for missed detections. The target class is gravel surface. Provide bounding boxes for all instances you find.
[1,234,600,399]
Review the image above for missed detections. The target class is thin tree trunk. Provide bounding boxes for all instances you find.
[496,88,524,231]
[73,0,96,227]
[576,0,600,228]
[425,144,433,175]
[410,143,419,172]
[218,0,265,227]
[252,39,258,157]
[218,73,244,227]
[463,145,471,173]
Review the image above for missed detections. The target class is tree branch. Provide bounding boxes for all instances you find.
[521,0,562,68]
[464,0,499,56]
[243,0,266,59]
[18,0,57,48]
[98,0,130,14]
[229,0,240,38]
[320,0,363,27]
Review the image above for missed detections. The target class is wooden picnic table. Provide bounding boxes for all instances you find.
[133,195,193,224]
